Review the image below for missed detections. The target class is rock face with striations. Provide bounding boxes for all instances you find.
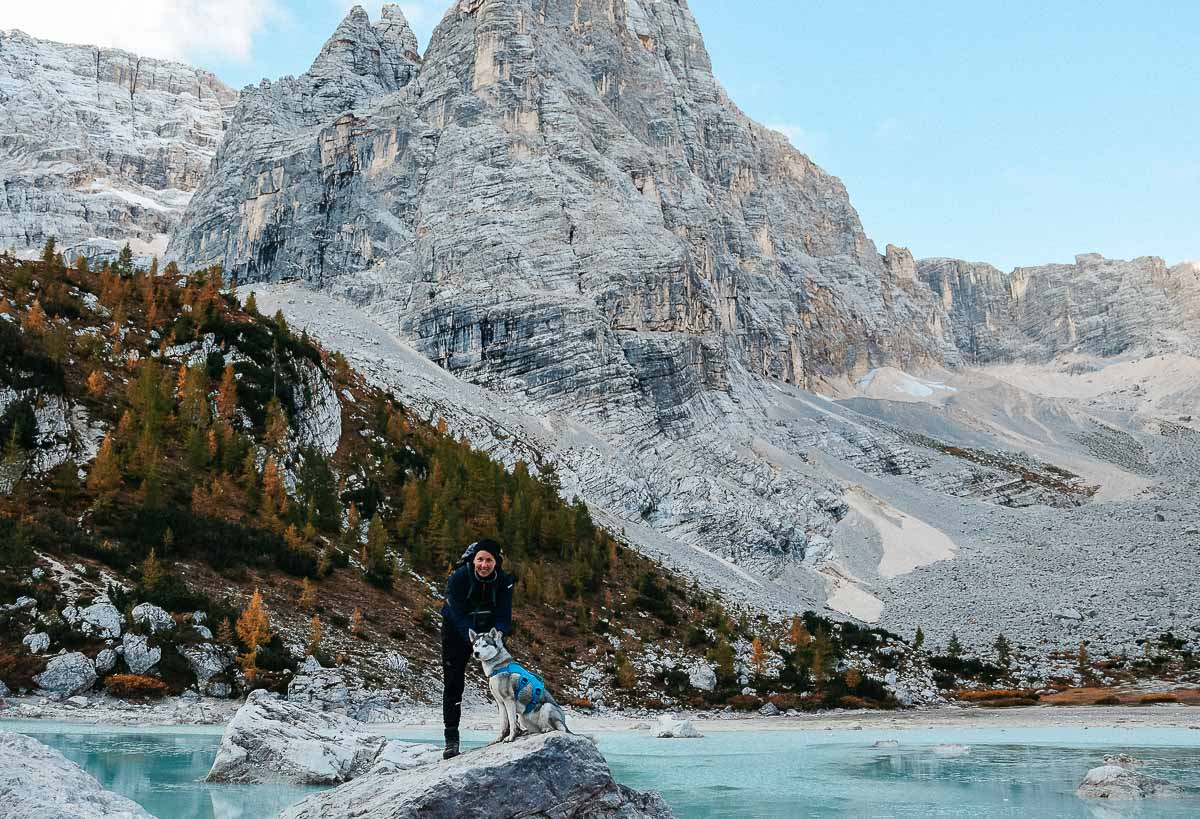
[919,254,1200,362]
[0,29,235,262]
[279,731,674,819]
[207,689,390,785]
[168,1,958,581]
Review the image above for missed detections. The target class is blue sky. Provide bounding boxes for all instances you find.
[8,1,1196,270]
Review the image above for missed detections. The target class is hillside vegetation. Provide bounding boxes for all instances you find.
[0,243,912,709]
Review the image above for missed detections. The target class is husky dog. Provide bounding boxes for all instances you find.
[470,628,574,742]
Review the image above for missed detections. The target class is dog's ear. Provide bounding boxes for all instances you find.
[469,629,478,642]
[490,627,500,640]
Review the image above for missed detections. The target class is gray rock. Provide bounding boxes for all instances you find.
[34,652,97,697]
[288,667,351,712]
[132,603,175,634]
[654,716,702,738]
[207,690,387,785]
[191,611,208,625]
[873,740,900,749]
[367,740,443,775]
[30,568,45,581]
[687,663,716,692]
[0,730,155,818]
[94,649,118,674]
[279,732,673,819]
[122,634,161,675]
[65,601,123,639]
[0,680,9,698]
[14,596,36,610]
[66,696,89,708]
[194,625,214,640]
[177,643,234,687]
[207,681,233,699]
[1075,765,1182,799]
[22,631,50,654]
[758,702,780,717]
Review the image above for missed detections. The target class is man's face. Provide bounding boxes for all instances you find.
[473,550,496,578]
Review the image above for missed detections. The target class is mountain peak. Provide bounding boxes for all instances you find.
[310,3,419,91]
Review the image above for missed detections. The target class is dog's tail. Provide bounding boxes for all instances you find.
[554,714,596,744]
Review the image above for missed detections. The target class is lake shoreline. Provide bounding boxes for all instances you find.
[2,693,1197,733]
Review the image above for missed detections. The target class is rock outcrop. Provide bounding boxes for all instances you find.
[34,652,97,697]
[1075,764,1182,799]
[0,29,235,263]
[654,716,702,738]
[121,634,161,675]
[0,730,155,818]
[279,732,674,819]
[919,254,1200,362]
[206,690,390,785]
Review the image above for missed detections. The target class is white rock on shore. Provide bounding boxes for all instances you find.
[206,690,389,785]
[279,732,674,819]
[1076,764,1182,799]
[655,716,703,738]
[0,729,155,818]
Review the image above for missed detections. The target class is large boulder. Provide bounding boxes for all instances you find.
[64,601,123,639]
[287,666,350,712]
[279,732,674,819]
[95,649,118,674]
[368,740,445,775]
[132,603,174,634]
[687,663,717,692]
[1076,765,1182,799]
[207,690,389,785]
[34,652,97,696]
[0,730,155,818]
[0,680,9,698]
[23,631,50,654]
[177,643,234,693]
[655,716,702,738]
[122,634,161,675]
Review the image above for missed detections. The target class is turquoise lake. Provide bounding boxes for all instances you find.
[6,721,1200,818]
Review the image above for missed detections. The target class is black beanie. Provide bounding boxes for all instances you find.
[461,539,503,570]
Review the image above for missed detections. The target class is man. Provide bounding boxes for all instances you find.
[440,538,514,759]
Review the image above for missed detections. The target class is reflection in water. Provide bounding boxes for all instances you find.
[8,724,1200,819]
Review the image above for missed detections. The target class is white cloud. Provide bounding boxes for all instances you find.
[1,0,279,63]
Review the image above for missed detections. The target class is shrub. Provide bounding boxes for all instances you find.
[1139,693,1179,705]
[0,649,46,689]
[955,689,1039,703]
[769,693,804,711]
[1095,695,1122,705]
[105,674,170,699]
[837,695,871,710]
[726,694,763,711]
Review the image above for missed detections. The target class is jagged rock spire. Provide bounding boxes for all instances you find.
[310,4,419,92]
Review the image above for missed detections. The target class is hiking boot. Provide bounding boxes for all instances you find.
[443,728,460,760]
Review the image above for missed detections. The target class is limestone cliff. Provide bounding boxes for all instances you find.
[920,254,1200,363]
[0,30,236,261]
[169,1,955,395]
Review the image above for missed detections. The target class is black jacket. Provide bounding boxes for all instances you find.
[441,564,514,643]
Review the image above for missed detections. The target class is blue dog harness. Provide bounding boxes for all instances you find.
[489,662,545,715]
